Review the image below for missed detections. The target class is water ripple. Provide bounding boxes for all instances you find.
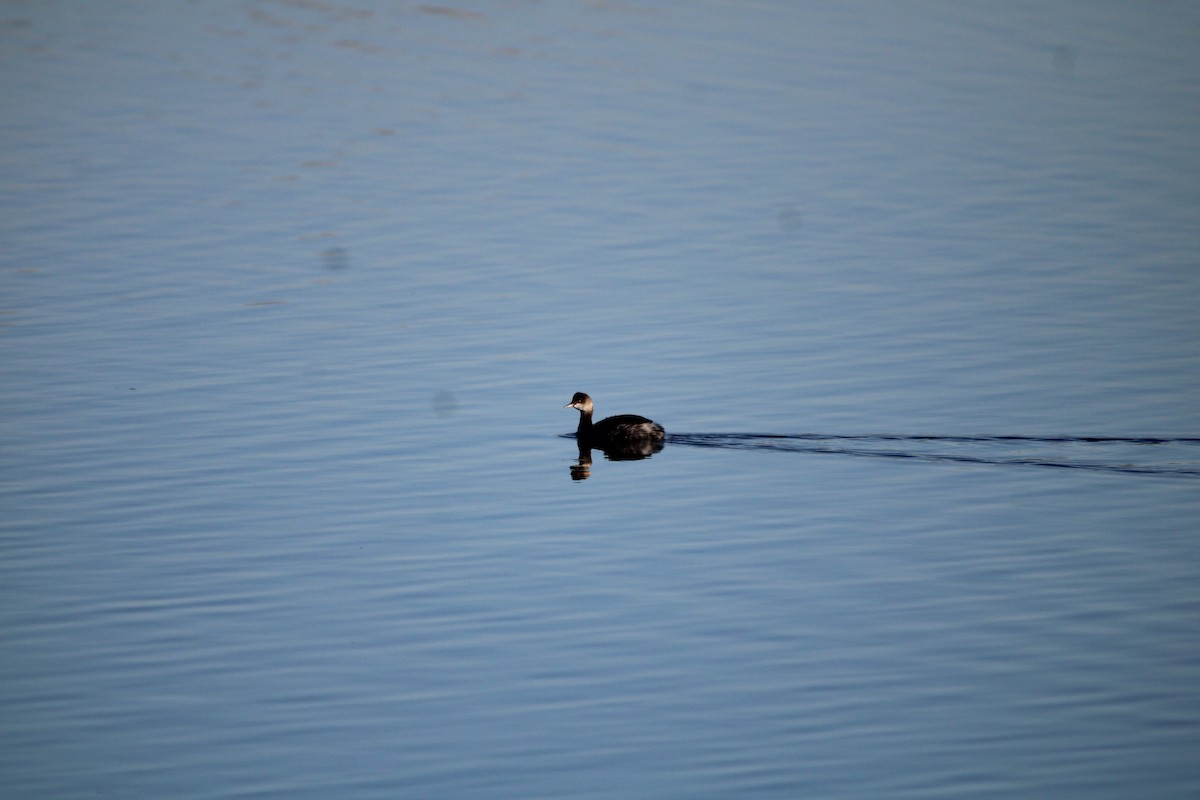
[666,433,1200,478]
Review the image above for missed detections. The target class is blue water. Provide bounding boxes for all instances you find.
[3,2,1199,798]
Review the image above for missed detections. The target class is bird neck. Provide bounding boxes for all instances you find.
[575,410,594,437]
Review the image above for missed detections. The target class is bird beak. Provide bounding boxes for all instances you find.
[563,402,575,409]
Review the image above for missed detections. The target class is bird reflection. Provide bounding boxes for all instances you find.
[570,444,592,481]
[569,437,664,481]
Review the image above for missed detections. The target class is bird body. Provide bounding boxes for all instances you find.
[564,392,665,446]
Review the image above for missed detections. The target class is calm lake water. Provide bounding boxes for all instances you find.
[3,2,1199,798]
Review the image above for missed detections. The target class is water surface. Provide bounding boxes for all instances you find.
[2,2,1199,798]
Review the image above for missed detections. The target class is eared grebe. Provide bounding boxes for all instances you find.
[564,392,665,446]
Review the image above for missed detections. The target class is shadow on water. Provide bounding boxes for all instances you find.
[664,433,1200,478]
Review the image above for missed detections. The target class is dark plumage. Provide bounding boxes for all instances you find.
[564,392,665,446]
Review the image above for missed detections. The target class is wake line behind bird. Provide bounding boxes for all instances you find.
[662,432,1200,478]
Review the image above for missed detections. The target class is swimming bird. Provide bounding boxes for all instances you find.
[564,392,665,446]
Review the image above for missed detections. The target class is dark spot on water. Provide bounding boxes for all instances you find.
[335,39,382,54]
[777,206,804,233]
[433,390,458,417]
[1052,44,1076,75]
[322,247,349,271]
[419,6,483,21]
